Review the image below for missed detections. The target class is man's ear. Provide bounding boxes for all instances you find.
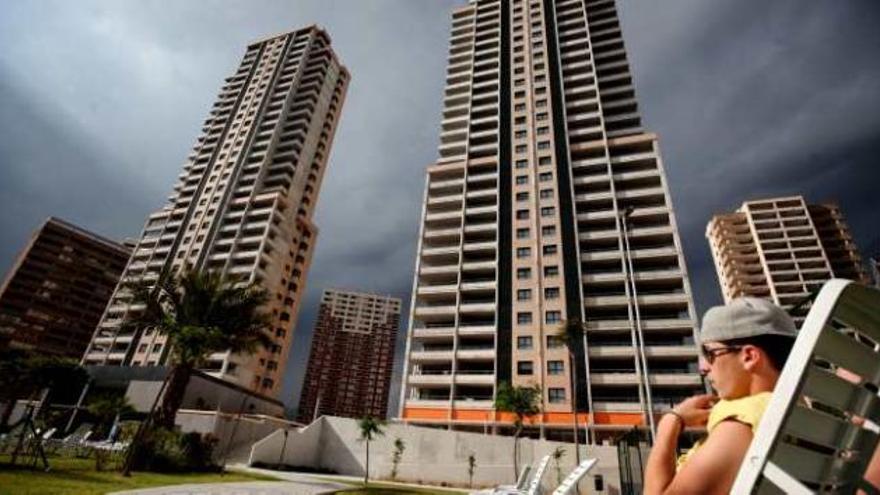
[740,345,762,371]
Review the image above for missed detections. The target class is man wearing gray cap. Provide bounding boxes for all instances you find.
[644,297,797,495]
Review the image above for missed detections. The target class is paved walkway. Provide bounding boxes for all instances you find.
[110,466,467,495]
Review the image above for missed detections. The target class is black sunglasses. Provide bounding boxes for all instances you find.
[701,345,743,364]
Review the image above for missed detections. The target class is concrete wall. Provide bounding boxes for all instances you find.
[249,416,621,493]
[124,374,284,417]
[175,410,296,464]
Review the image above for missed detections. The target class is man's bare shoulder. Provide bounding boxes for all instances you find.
[665,420,754,495]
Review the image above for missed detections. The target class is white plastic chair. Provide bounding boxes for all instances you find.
[551,458,597,495]
[732,279,880,494]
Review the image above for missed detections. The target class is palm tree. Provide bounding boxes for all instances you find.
[123,269,272,428]
[494,382,541,480]
[559,318,588,464]
[357,416,385,485]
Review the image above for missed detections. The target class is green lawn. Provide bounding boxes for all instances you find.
[0,455,278,495]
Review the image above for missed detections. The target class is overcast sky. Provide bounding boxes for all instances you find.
[2,0,879,414]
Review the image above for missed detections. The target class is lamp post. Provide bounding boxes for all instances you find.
[620,206,656,443]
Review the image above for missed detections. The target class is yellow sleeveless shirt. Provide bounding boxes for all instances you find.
[676,392,771,470]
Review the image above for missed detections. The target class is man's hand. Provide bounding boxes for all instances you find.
[672,394,718,427]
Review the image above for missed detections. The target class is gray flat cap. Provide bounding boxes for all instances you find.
[700,297,797,343]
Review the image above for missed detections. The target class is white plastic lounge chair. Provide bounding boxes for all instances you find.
[732,279,880,494]
[493,455,551,495]
[551,458,597,495]
[524,454,551,495]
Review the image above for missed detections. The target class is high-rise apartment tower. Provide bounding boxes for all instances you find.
[707,196,869,319]
[83,26,349,397]
[297,289,401,422]
[399,0,701,441]
[0,217,130,359]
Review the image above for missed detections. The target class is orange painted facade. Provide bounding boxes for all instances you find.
[402,407,645,426]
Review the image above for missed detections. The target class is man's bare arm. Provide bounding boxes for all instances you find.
[663,420,753,495]
[644,414,683,495]
[644,394,715,495]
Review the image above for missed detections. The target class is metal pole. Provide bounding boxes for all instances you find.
[64,378,91,435]
[618,212,647,430]
[621,210,656,442]
[277,429,289,468]
[219,393,249,472]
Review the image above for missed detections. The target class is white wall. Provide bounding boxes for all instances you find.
[249,416,621,493]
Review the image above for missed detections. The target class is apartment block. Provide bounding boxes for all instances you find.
[297,289,401,422]
[707,196,870,317]
[399,0,702,441]
[0,217,130,358]
[83,26,349,397]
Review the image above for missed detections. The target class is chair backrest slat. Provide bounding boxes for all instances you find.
[785,404,855,450]
[814,326,880,381]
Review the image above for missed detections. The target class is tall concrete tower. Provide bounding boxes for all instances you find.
[399,0,701,442]
[84,26,349,398]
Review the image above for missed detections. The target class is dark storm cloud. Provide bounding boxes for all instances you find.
[2,1,879,414]
[618,0,880,313]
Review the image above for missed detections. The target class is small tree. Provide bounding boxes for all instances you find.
[87,393,134,440]
[552,446,566,485]
[390,437,405,480]
[494,382,541,480]
[468,453,477,488]
[357,416,385,485]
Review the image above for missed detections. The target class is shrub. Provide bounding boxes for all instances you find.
[132,427,219,472]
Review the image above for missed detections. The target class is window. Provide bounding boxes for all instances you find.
[545,311,562,324]
[537,126,549,135]
[138,344,148,353]
[540,188,554,199]
[547,360,564,375]
[539,156,552,165]
[517,336,533,349]
[516,145,528,153]
[539,172,553,182]
[516,191,529,201]
[549,388,566,403]
[544,265,560,277]
[542,225,556,236]
[516,247,531,258]
[152,343,163,353]
[538,141,551,150]
[515,159,528,169]
[543,245,558,256]
[517,228,530,239]
[516,175,529,185]
[518,361,534,375]
[515,130,527,139]
[547,335,564,348]
[515,117,527,125]
[541,206,555,217]
[517,268,532,279]
[536,99,547,108]
[517,312,533,324]
[544,287,560,299]
[515,103,526,111]
[516,209,530,220]
[536,112,548,121]
[517,289,532,301]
